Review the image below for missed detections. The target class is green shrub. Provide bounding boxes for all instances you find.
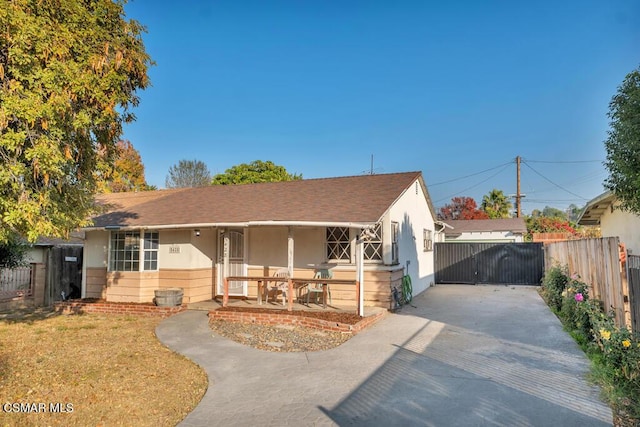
[541,265,569,312]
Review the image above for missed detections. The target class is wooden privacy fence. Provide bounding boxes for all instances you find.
[544,237,630,329]
[0,266,33,300]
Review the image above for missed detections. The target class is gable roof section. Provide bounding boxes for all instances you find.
[443,218,527,235]
[577,191,615,226]
[88,171,428,229]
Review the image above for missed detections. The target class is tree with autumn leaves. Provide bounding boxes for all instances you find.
[0,0,152,242]
[437,197,489,220]
[96,140,153,193]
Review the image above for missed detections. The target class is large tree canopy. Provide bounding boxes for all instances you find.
[165,159,211,188]
[480,189,513,218]
[212,160,302,185]
[0,0,152,242]
[604,66,640,213]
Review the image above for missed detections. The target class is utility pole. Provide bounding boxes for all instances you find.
[516,156,521,218]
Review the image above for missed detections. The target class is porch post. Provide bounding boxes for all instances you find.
[223,277,229,307]
[356,236,364,316]
[223,232,230,307]
[288,227,294,311]
[287,278,294,311]
[287,227,294,276]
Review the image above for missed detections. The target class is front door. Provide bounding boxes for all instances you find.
[217,229,247,296]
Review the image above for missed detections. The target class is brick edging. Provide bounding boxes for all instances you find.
[54,301,186,318]
[208,309,387,334]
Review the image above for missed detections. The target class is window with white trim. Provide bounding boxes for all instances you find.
[326,227,350,261]
[109,231,159,272]
[363,223,382,262]
[423,229,433,252]
[143,232,159,270]
[391,222,399,263]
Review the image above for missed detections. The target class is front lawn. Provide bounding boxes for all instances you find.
[0,310,207,426]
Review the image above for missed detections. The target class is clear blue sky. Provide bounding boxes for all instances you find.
[121,0,639,215]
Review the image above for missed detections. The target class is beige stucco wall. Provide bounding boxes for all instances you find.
[248,226,325,269]
[600,205,640,256]
[84,231,109,268]
[160,229,216,269]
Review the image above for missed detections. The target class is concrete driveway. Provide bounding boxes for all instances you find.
[156,285,612,426]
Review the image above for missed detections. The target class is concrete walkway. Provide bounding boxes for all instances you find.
[156,285,613,426]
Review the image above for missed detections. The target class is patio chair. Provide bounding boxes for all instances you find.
[267,268,290,306]
[305,269,333,306]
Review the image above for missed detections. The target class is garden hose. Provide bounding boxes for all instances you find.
[402,274,413,305]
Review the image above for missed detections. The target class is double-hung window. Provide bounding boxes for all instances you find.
[109,231,159,272]
[423,229,433,252]
[391,222,399,264]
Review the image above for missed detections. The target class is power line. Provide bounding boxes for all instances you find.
[434,163,512,203]
[523,199,586,203]
[429,161,513,187]
[524,159,603,164]
[525,171,606,195]
[521,160,588,200]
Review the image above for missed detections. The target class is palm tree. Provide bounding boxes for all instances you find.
[481,189,513,218]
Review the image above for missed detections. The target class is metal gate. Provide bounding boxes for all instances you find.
[435,242,544,285]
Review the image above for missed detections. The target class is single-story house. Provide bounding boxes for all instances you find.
[578,191,640,255]
[443,218,527,243]
[81,171,437,309]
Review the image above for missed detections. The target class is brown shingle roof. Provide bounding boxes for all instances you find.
[88,172,429,229]
[443,218,527,235]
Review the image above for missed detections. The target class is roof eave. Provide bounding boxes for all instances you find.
[83,220,377,232]
[577,191,615,225]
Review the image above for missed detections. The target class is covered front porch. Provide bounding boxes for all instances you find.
[216,223,383,316]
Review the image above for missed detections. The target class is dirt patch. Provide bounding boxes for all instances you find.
[0,309,207,427]
[209,320,352,352]
[210,307,365,352]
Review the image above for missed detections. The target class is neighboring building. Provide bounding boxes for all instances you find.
[578,191,640,255]
[443,218,527,243]
[81,172,437,308]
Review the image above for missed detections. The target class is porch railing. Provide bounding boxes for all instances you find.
[223,276,360,314]
[0,266,33,301]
